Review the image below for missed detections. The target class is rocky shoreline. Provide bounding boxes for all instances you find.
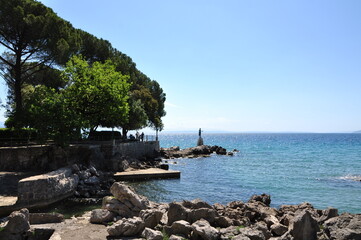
[160,145,238,159]
[1,182,360,240]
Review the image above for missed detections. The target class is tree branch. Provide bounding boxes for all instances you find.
[0,55,14,68]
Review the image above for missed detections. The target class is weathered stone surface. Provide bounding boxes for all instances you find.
[29,212,64,224]
[90,209,116,224]
[188,207,218,224]
[142,227,163,240]
[107,217,145,237]
[238,227,265,240]
[319,207,339,223]
[167,202,189,225]
[215,216,233,228]
[110,182,149,209]
[191,219,220,240]
[4,208,30,234]
[248,194,271,207]
[161,145,232,159]
[271,223,288,236]
[164,220,192,238]
[140,208,164,228]
[323,213,361,240]
[290,210,319,240]
[169,235,185,240]
[183,198,213,209]
[17,167,79,205]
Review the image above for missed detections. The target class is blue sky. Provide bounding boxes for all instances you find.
[2,0,361,133]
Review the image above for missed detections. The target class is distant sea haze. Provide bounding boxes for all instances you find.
[130,133,361,213]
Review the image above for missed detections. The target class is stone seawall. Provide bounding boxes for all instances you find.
[17,167,79,207]
[0,141,160,171]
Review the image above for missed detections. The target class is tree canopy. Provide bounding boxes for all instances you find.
[0,0,166,143]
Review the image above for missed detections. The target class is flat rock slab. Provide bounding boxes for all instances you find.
[113,168,180,181]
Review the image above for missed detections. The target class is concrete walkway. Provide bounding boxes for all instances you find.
[113,168,180,181]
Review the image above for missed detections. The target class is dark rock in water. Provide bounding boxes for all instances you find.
[160,145,233,159]
[248,194,271,207]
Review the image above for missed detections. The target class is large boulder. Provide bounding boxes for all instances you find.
[90,209,116,224]
[167,202,189,225]
[323,213,361,240]
[164,220,193,238]
[107,217,145,237]
[140,208,164,228]
[3,208,30,234]
[110,182,149,210]
[248,194,271,207]
[191,219,220,240]
[142,227,163,240]
[289,210,319,240]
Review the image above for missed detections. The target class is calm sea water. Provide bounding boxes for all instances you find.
[129,133,361,213]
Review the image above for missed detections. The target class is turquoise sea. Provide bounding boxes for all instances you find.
[129,133,361,213]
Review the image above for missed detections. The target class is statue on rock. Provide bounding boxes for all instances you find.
[197,128,204,146]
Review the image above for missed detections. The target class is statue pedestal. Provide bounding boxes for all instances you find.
[197,137,204,146]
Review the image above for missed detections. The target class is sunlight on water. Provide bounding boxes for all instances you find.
[132,133,361,213]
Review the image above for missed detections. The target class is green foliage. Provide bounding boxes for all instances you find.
[236,225,245,231]
[162,230,170,240]
[0,0,166,135]
[24,85,81,145]
[63,55,130,131]
[0,128,36,140]
[0,0,80,126]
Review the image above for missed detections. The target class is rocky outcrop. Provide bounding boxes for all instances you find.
[160,145,236,159]
[17,167,79,206]
[86,185,361,240]
[0,208,57,240]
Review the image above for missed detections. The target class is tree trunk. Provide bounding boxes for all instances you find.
[14,52,23,128]
[122,128,128,140]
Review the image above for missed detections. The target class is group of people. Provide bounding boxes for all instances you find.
[129,131,145,141]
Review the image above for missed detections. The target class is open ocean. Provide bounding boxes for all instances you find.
[129,133,361,213]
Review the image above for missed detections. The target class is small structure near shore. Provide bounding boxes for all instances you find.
[197,128,204,146]
[161,145,237,159]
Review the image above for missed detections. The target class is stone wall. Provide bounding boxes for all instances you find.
[17,167,79,206]
[0,141,160,171]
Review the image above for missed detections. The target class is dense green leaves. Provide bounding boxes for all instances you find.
[64,55,130,131]
[0,0,166,142]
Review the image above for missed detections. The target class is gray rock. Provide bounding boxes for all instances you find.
[110,182,149,210]
[238,227,265,240]
[248,194,271,207]
[140,208,163,228]
[107,217,145,237]
[29,212,64,224]
[164,220,192,238]
[319,207,338,223]
[215,216,233,228]
[188,207,218,224]
[169,235,185,240]
[323,213,361,240]
[78,170,91,180]
[84,176,100,185]
[4,208,30,234]
[142,227,163,240]
[290,210,319,240]
[90,209,116,224]
[271,223,288,236]
[168,202,189,225]
[183,198,213,209]
[232,236,251,240]
[191,219,220,240]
